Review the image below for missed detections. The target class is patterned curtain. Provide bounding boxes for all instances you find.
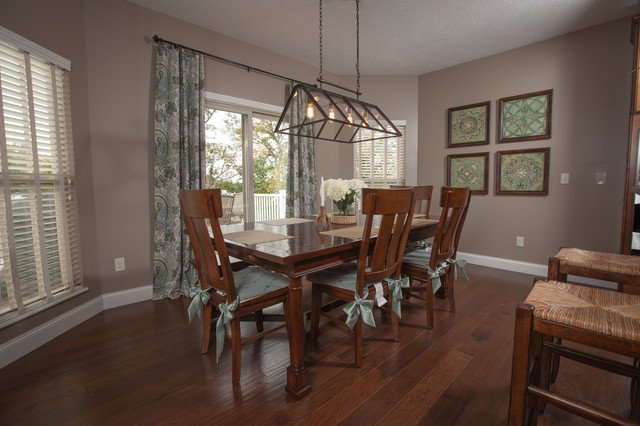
[286,84,318,217]
[152,42,205,299]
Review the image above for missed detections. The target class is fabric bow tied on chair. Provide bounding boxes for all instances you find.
[187,286,212,322]
[215,298,239,362]
[343,288,376,330]
[445,258,469,281]
[427,264,446,294]
[385,276,410,318]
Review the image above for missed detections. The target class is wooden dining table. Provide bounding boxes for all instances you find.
[219,217,438,399]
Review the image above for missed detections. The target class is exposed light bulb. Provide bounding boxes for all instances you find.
[328,106,335,120]
[306,101,315,119]
[346,107,353,123]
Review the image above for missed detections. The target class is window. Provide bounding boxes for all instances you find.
[0,27,83,326]
[353,124,406,187]
[204,94,289,223]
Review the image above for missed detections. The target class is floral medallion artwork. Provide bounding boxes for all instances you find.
[447,101,490,148]
[498,90,552,143]
[447,153,489,195]
[496,148,550,195]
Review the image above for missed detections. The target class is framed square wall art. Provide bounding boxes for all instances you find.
[497,89,552,143]
[447,101,490,148]
[495,148,550,196]
[447,152,489,195]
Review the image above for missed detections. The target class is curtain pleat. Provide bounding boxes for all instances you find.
[286,85,318,218]
[152,42,205,299]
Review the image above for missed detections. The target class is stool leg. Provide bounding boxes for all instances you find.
[547,256,566,282]
[509,303,535,426]
[537,335,553,413]
[632,358,640,421]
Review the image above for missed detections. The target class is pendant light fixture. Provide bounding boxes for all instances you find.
[275,0,401,143]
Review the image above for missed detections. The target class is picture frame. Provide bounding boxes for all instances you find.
[497,89,552,143]
[495,148,550,196]
[447,101,490,148]
[446,152,489,195]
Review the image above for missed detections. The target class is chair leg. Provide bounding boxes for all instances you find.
[447,272,456,314]
[201,303,212,354]
[310,284,322,341]
[255,309,264,333]
[426,279,434,330]
[631,362,640,422]
[391,302,400,342]
[550,339,561,383]
[508,304,534,426]
[354,317,363,368]
[231,318,242,385]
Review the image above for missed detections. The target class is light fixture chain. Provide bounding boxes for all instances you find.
[355,0,360,98]
[319,0,323,86]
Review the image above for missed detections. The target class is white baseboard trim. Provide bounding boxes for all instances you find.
[0,284,153,369]
[102,285,152,310]
[457,251,616,289]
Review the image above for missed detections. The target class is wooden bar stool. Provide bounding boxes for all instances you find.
[509,280,640,425]
[548,248,640,294]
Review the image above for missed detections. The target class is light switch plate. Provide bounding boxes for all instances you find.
[595,172,607,185]
[560,173,570,184]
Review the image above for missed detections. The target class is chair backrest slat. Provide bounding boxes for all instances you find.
[391,185,433,217]
[357,188,415,292]
[430,187,471,269]
[179,189,236,300]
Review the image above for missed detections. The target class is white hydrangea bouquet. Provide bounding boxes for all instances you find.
[323,178,366,223]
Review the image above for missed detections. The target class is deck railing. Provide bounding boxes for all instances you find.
[253,190,286,221]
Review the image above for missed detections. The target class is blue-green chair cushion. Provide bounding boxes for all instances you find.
[403,249,430,267]
[232,266,289,301]
[307,262,361,291]
[308,262,388,292]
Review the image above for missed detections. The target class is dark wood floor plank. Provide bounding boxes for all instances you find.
[0,265,633,425]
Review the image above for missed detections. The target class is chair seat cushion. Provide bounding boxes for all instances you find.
[556,248,640,277]
[525,280,640,342]
[403,249,430,267]
[308,262,360,291]
[233,266,289,301]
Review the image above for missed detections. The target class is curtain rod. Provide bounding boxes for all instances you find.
[152,34,303,85]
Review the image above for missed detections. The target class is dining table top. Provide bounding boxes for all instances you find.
[219,217,438,267]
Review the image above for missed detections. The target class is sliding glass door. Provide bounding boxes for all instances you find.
[204,106,288,223]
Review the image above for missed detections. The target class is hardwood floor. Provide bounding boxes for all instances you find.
[0,265,634,425]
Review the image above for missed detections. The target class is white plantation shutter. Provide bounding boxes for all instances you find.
[0,28,82,324]
[353,124,406,187]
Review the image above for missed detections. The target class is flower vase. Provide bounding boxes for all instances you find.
[330,200,357,225]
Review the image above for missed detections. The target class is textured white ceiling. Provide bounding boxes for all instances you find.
[128,0,640,75]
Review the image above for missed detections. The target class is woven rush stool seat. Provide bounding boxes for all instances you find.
[509,280,640,425]
[555,248,640,277]
[525,281,640,342]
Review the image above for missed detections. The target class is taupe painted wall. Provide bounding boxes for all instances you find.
[418,18,632,264]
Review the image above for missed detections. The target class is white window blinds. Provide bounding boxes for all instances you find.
[353,125,406,187]
[0,31,82,324]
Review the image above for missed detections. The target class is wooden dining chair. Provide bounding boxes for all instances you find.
[509,280,640,425]
[308,187,416,367]
[179,189,289,384]
[401,187,471,329]
[391,185,433,218]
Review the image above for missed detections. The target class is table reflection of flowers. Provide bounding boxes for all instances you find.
[323,178,366,224]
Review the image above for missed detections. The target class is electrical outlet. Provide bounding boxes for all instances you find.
[516,236,524,247]
[115,257,125,272]
[560,173,570,184]
[595,171,607,185]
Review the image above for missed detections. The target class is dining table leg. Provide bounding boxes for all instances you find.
[285,276,311,399]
